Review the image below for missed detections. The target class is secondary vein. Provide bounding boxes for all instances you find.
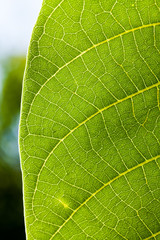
[49,154,160,239]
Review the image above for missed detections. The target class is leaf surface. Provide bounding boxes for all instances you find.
[19,0,160,239]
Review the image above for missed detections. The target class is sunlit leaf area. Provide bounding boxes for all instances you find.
[20,0,160,239]
[1,0,160,239]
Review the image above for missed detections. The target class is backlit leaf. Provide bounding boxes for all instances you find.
[19,1,160,239]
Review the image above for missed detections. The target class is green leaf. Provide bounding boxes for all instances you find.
[19,0,160,239]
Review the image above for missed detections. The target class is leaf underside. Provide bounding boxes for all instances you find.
[19,0,160,239]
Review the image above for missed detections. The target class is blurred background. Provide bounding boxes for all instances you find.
[0,0,42,238]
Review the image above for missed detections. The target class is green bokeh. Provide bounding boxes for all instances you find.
[0,56,25,239]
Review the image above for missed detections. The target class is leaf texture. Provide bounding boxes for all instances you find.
[19,0,160,239]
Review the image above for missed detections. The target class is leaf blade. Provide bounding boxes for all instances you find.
[19,0,160,239]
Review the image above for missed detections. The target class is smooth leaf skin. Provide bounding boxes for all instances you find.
[19,0,160,239]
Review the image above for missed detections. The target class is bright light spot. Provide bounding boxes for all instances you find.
[59,199,69,208]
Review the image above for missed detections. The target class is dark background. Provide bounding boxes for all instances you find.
[0,57,26,239]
